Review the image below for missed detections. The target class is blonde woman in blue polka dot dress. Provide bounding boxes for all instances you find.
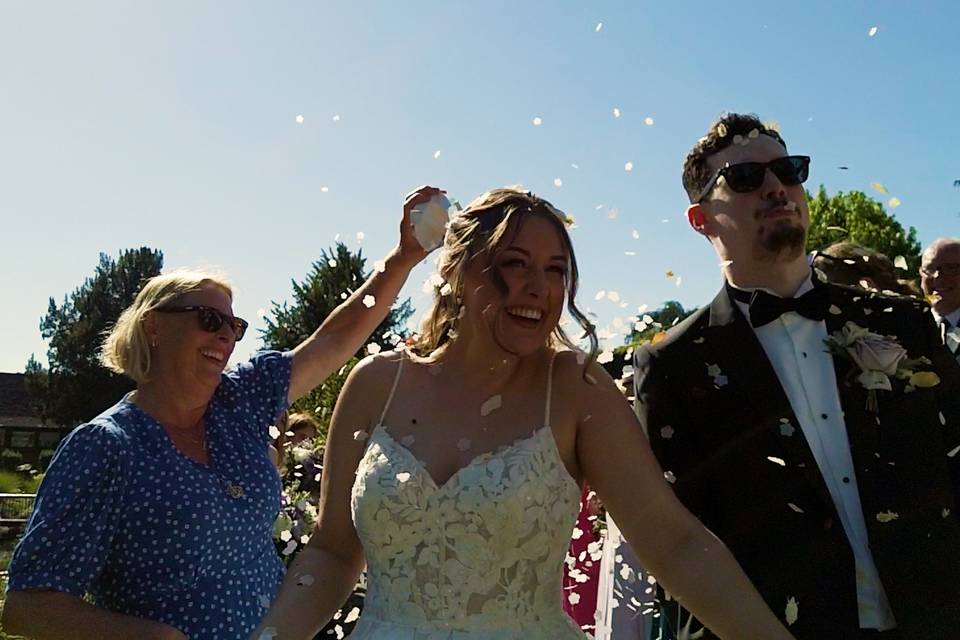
[1,186,442,640]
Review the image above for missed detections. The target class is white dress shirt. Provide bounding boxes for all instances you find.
[734,276,897,631]
[932,308,960,359]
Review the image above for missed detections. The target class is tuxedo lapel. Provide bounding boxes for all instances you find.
[822,286,882,479]
[705,287,837,513]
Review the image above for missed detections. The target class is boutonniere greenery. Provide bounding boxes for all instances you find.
[824,321,940,412]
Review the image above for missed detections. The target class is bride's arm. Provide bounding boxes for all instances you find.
[570,360,795,640]
[249,355,395,640]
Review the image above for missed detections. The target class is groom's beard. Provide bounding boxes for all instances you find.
[755,220,807,262]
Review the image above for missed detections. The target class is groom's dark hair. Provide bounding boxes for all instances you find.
[682,113,787,204]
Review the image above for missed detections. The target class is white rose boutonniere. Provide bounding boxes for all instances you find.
[825,321,940,412]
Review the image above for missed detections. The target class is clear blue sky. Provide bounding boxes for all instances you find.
[2,1,958,373]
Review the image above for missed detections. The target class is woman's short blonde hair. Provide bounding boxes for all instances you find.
[99,269,233,383]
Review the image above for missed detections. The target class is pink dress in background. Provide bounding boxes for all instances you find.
[563,485,603,635]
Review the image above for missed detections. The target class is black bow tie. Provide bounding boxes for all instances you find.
[728,282,830,327]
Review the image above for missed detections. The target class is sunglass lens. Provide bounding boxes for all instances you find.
[232,318,248,341]
[196,308,223,333]
[725,163,766,192]
[770,157,808,185]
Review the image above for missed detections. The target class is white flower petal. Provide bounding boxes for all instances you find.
[785,597,799,625]
[480,395,502,417]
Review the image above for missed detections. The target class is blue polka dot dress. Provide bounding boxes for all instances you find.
[7,351,293,639]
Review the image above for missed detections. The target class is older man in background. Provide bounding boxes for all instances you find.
[921,238,960,362]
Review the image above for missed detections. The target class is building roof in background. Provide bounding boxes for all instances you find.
[0,373,51,428]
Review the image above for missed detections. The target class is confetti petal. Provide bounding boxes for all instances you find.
[888,197,901,208]
[767,456,787,467]
[433,149,441,159]
[353,430,369,441]
[297,574,315,586]
[893,255,908,270]
[624,161,634,172]
[868,26,878,37]
[456,438,472,451]
[644,117,654,126]
[373,259,386,273]
[480,395,502,417]
[367,343,382,355]
[595,22,603,32]
[345,607,361,623]
[532,116,543,126]
[870,182,888,194]
[397,472,411,483]
[876,510,899,523]
[785,597,799,625]
[554,178,563,187]
[660,426,674,439]
[363,295,376,308]
[295,114,304,124]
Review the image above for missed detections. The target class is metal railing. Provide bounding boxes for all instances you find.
[0,493,36,525]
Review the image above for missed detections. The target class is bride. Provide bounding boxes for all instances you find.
[251,187,794,639]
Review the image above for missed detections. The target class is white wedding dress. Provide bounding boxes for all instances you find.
[349,354,587,639]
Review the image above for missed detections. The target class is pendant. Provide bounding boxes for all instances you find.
[224,480,246,499]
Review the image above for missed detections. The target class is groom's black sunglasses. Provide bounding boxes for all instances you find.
[695,155,811,203]
[155,305,249,341]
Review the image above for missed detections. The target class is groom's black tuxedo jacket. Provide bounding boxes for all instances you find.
[634,281,960,639]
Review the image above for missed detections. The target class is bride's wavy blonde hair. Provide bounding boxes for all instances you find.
[408,187,598,366]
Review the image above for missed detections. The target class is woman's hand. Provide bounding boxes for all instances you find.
[397,185,446,266]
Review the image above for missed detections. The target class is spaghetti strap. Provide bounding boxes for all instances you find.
[544,350,560,427]
[378,353,405,425]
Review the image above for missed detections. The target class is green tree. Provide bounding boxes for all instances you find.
[260,243,413,441]
[805,186,922,273]
[26,248,164,425]
[601,300,696,381]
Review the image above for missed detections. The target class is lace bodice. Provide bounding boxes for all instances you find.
[348,354,586,639]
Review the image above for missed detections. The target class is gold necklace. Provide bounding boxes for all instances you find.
[170,417,206,454]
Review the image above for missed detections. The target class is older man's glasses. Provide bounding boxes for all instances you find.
[695,155,811,203]
[155,305,249,341]
[920,263,960,278]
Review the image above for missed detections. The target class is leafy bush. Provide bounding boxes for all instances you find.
[0,471,23,493]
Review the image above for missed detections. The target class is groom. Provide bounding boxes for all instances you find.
[630,113,960,639]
